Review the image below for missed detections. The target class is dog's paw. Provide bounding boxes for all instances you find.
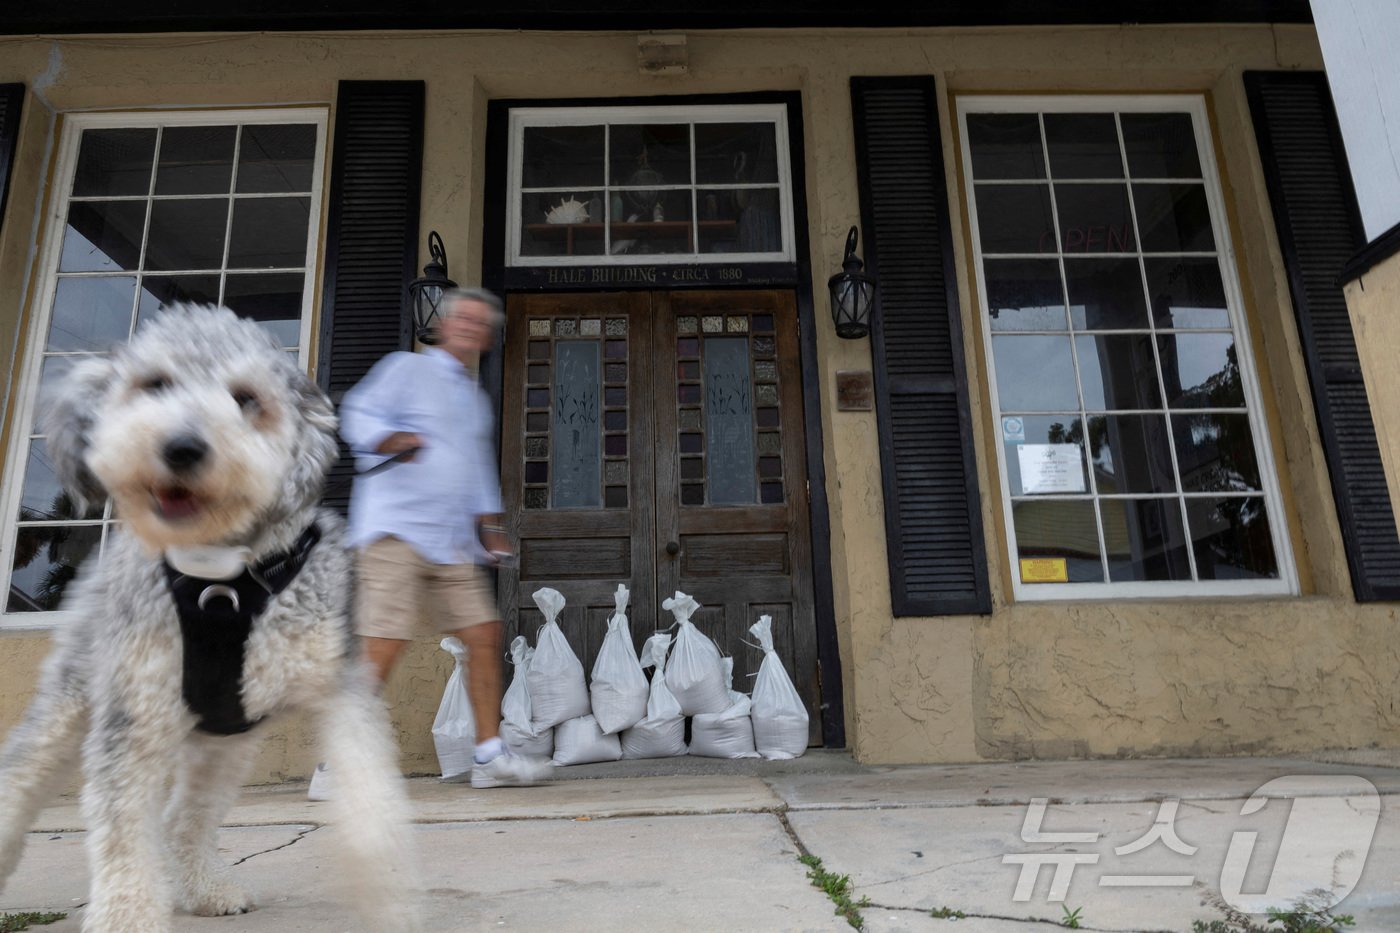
[183,877,254,917]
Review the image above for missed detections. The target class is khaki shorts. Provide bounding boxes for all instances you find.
[355,536,498,640]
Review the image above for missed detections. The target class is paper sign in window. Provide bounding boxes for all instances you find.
[1020,558,1069,583]
[1016,443,1085,494]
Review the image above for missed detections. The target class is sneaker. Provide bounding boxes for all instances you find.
[307,762,332,801]
[469,752,554,789]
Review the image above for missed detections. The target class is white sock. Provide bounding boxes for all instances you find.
[474,736,504,764]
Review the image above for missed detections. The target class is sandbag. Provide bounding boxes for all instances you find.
[749,614,808,759]
[500,636,554,758]
[590,584,648,734]
[620,633,687,759]
[551,714,622,766]
[526,587,590,730]
[431,637,477,779]
[689,656,758,760]
[661,591,729,716]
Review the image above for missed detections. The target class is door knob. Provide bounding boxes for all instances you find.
[665,540,680,556]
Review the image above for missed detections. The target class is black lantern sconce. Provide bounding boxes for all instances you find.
[827,226,877,339]
[407,231,457,345]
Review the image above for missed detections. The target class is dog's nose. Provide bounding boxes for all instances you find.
[162,434,209,472]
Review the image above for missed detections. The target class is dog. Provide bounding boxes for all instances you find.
[0,306,417,932]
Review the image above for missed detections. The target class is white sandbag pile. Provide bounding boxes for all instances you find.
[662,591,729,716]
[589,584,648,735]
[552,714,622,766]
[621,633,688,759]
[689,656,758,759]
[749,614,808,759]
[500,636,553,759]
[526,586,590,731]
[431,636,477,779]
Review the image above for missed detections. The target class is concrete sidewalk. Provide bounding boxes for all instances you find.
[4,752,1398,932]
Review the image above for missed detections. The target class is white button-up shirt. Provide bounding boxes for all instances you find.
[339,348,502,565]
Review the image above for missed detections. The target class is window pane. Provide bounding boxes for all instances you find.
[223,272,305,347]
[966,114,1045,180]
[236,124,317,193]
[984,259,1067,331]
[1186,497,1278,580]
[975,185,1055,254]
[552,341,602,509]
[1121,113,1201,179]
[72,128,156,197]
[1003,415,1089,496]
[610,123,691,187]
[1101,497,1191,582]
[992,335,1079,410]
[1054,184,1135,254]
[39,355,81,402]
[521,125,604,189]
[7,524,102,612]
[48,276,135,352]
[520,191,605,258]
[1144,257,1230,329]
[1044,113,1123,179]
[1064,258,1148,329]
[60,201,147,272]
[146,198,229,271]
[155,125,235,195]
[1158,333,1243,408]
[1133,183,1215,252]
[19,440,103,521]
[1172,413,1262,492]
[698,187,783,255]
[695,122,778,185]
[140,274,221,318]
[228,197,310,268]
[704,336,756,505]
[1090,414,1177,494]
[1012,500,1104,582]
[1075,334,1161,410]
[611,191,695,256]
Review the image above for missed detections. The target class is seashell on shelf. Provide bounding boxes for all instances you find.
[545,196,590,224]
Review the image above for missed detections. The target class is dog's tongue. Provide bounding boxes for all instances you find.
[157,487,200,520]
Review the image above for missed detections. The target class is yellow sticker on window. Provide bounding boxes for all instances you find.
[1020,558,1069,583]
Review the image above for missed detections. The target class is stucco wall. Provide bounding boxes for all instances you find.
[0,24,1388,779]
[1346,254,1400,522]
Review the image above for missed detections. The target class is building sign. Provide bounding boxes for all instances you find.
[505,262,799,291]
[1016,444,1085,494]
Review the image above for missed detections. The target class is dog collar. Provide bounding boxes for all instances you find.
[162,524,322,736]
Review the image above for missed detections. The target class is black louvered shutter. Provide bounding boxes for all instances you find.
[851,77,991,616]
[317,81,424,513]
[0,85,24,233]
[1245,71,1400,601]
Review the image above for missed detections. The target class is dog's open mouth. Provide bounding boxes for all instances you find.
[152,485,205,522]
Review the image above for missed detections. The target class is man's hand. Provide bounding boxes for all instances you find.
[375,431,423,461]
[479,514,511,563]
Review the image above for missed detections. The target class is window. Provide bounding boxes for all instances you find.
[0,109,327,623]
[507,105,794,266]
[958,96,1296,599]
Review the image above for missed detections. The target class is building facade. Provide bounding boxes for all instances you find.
[2,2,1395,782]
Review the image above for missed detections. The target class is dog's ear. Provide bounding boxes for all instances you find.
[284,369,339,508]
[40,356,116,512]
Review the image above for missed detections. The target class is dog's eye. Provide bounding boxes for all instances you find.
[231,389,260,413]
[138,375,171,393]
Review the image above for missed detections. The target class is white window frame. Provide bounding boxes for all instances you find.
[506,103,796,267]
[0,107,328,630]
[957,94,1299,601]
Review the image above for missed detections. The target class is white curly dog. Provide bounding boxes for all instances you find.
[0,306,417,932]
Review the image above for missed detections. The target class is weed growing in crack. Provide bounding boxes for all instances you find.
[798,854,870,929]
[931,906,967,920]
[1062,904,1084,928]
[0,913,67,932]
[1191,889,1356,933]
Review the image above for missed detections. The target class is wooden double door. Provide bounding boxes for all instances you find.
[500,290,820,743]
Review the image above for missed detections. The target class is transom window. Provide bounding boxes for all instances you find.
[958,96,1295,599]
[506,105,794,266]
[0,109,326,623]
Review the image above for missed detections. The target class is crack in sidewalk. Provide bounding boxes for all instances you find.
[231,825,318,866]
[862,900,1175,932]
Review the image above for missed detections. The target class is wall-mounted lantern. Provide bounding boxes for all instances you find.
[407,231,457,345]
[827,225,877,339]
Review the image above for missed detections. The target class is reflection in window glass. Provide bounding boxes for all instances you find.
[47,277,136,352]
[965,101,1285,593]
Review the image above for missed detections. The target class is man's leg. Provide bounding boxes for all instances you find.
[361,636,410,688]
[453,620,502,742]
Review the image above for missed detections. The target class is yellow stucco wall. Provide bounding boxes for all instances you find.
[1,24,1391,779]
[1345,255,1400,524]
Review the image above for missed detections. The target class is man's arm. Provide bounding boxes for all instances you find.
[339,353,423,461]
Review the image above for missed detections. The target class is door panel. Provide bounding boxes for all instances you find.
[501,289,819,743]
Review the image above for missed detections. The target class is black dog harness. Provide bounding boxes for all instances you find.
[162,524,321,735]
